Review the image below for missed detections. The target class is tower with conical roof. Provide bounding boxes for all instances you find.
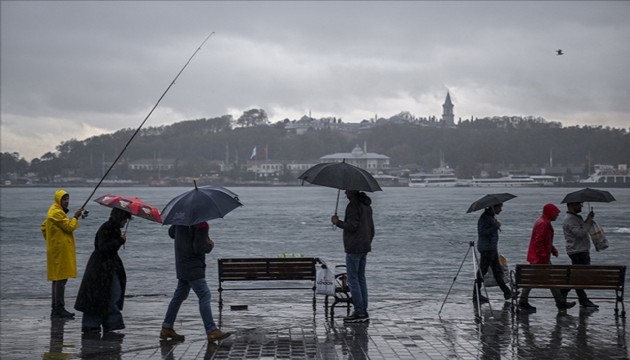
[442,92,455,126]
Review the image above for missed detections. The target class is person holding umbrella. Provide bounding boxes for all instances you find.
[74,208,131,335]
[331,190,375,323]
[473,203,512,303]
[561,202,599,308]
[159,183,241,342]
[160,221,231,342]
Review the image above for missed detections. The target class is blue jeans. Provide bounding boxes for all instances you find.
[346,253,368,315]
[82,274,124,331]
[162,278,217,334]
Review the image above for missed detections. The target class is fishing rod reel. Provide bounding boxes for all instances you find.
[81,210,90,219]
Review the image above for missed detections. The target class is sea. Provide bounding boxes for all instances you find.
[1,186,629,302]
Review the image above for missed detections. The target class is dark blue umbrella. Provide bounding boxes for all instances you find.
[161,182,243,226]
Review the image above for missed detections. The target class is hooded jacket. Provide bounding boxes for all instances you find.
[335,192,375,254]
[169,222,214,280]
[75,208,129,315]
[526,203,560,264]
[41,189,79,281]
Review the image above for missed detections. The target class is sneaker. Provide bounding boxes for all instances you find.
[160,327,185,341]
[557,301,577,311]
[343,312,369,323]
[518,302,537,312]
[580,299,599,308]
[207,329,231,342]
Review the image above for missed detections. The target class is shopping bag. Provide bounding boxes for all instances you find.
[316,266,336,296]
[590,220,609,252]
[483,254,510,287]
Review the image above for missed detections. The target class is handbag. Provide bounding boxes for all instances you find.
[316,266,336,296]
[590,220,609,251]
[484,254,510,287]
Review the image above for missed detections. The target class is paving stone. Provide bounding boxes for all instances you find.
[1,295,628,359]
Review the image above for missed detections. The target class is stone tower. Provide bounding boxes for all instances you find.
[442,91,455,127]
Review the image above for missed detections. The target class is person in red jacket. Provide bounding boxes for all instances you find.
[518,203,576,312]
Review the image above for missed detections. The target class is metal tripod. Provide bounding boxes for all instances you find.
[438,241,493,317]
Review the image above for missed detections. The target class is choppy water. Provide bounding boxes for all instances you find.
[1,186,629,301]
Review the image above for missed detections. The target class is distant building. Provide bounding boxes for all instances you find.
[320,143,390,172]
[246,160,319,177]
[442,91,455,127]
[128,158,175,171]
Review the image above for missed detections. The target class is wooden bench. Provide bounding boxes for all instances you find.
[217,257,320,310]
[511,264,626,317]
[322,264,352,317]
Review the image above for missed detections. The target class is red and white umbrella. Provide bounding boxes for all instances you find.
[94,194,162,223]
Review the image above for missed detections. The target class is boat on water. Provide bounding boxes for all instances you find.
[409,166,462,187]
[373,173,406,187]
[409,151,466,187]
[579,164,630,187]
[470,174,548,187]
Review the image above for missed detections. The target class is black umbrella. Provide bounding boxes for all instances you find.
[298,161,382,193]
[297,160,382,215]
[161,182,243,226]
[466,193,517,213]
[561,188,616,204]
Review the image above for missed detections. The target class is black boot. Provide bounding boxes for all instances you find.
[472,284,489,303]
[51,307,75,319]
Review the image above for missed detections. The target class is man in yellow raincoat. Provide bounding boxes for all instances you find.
[41,189,83,318]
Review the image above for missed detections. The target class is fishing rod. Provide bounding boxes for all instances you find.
[79,32,215,214]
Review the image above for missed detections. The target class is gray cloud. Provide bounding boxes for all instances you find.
[2,1,629,160]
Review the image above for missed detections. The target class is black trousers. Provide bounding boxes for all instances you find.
[562,252,591,302]
[51,279,68,311]
[474,250,510,295]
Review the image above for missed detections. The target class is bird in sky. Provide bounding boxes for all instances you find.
[556,49,564,55]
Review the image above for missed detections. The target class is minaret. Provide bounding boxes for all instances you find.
[442,92,455,126]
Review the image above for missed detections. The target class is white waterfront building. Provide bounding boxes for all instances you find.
[320,144,390,172]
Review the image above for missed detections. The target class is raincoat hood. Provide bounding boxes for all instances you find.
[110,208,132,228]
[357,192,372,206]
[542,203,560,220]
[54,189,69,213]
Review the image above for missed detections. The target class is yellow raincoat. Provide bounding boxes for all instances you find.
[41,189,79,281]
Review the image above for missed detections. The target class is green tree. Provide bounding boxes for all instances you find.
[0,152,29,175]
[237,109,269,127]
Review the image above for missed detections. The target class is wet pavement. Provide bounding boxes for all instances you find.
[0,292,627,359]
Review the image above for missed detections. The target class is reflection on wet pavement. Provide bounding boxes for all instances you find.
[1,294,627,359]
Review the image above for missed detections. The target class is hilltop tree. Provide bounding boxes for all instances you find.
[237,109,269,127]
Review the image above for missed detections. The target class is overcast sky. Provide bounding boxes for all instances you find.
[2,1,629,160]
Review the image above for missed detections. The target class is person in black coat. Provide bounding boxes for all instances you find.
[75,208,130,334]
[331,190,375,323]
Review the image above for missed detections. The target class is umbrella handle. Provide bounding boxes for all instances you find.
[491,206,502,233]
[332,189,341,231]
